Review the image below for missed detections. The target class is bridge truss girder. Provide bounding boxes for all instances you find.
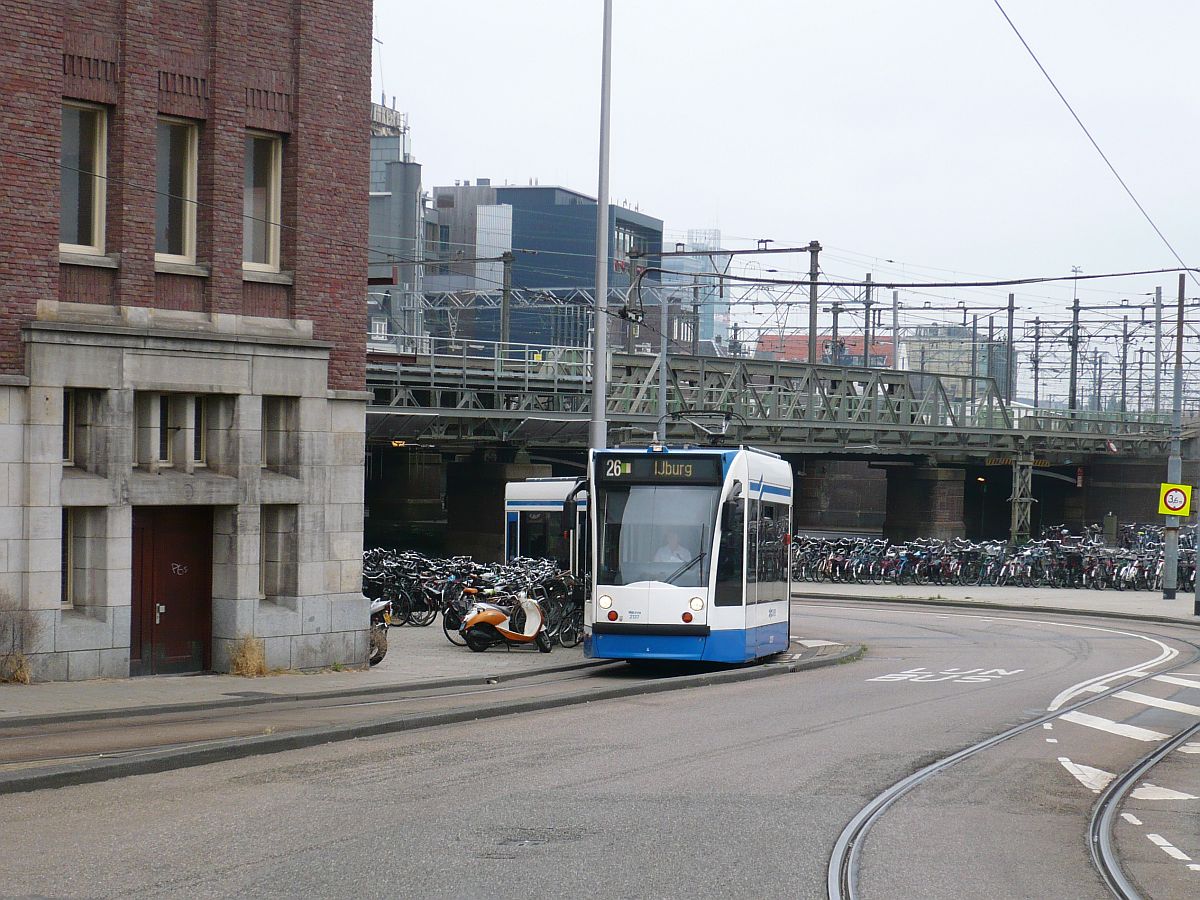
[366,349,1173,461]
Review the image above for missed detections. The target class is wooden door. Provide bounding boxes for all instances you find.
[130,507,213,676]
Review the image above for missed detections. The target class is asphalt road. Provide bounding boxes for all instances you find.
[1,602,1197,900]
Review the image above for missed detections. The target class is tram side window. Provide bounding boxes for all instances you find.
[519,511,569,568]
[714,496,745,606]
[746,499,760,603]
[506,515,519,562]
[758,503,788,604]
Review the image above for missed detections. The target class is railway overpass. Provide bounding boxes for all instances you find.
[364,337,1195,555]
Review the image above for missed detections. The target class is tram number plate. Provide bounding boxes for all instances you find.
[867,667,1024,684]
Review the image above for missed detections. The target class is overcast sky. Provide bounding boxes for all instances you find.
[374,1,1199,380]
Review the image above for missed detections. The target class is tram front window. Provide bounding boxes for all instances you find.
[598,485,719,587]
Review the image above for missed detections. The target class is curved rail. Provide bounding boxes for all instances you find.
[827,632,1200,900]
[1090,719,1200,900]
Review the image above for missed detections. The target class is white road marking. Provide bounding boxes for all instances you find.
[1147,834,1192,861]
[1131,782,1199,801]
[1153,674,1200,690]
[796,639,839,648]
[1048,635,1178,711]
[792,603,1183,713]
[1190,864,1200,871]
[1121,813,1143,826]
[1045,738,1058,743]
[1180,743,1200,755]
[1059,757,1115,793]
[1059,711,1170,742]
[1043,723,1054,730]
[1113,690,1200,717]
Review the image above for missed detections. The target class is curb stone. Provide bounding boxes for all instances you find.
[0,643,864,796]
[0,658,612,729]
[793,592,1200,630]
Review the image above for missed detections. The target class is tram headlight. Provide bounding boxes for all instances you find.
[598,595,613,609]
[689,597,705,611]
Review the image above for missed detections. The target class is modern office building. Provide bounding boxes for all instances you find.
[423,181,664,346]
[368,102,427,351]
[0,0,371,681]
[902,325,1017,398]
[661,229,732,345]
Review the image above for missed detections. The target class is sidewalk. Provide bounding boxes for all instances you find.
[793,581,1200,624]
[0,623,595,722]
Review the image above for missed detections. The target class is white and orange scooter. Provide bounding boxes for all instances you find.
[459,592,553,653]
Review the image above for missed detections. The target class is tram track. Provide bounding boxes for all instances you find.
[1090,718,1200,900]
[825,610,1200,900]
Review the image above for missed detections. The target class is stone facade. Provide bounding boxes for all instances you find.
[0,1,371,680]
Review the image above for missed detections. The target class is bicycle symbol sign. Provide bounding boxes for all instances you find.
[1158,482,1192,517]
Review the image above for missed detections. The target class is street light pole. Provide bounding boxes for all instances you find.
[589,0,613,450]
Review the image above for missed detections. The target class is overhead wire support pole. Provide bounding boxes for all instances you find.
[1006,293,1015,402]
[499,251,514,347]
[892,291,900,371]
[659,289,668,437]
[1164,273,1185,599]
[589,0,613,451]
[806,241,821,365]
[1154,285,1163,415]
[862,273,873,366]
[1068,272,1082,412]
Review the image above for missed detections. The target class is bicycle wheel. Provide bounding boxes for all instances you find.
[558,612,583,648]
[442,608,467,645]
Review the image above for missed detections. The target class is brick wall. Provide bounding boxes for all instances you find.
[1,0,370,388]
[0,3,61,376]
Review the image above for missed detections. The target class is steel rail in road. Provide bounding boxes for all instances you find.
[1090,718,1200,900]
[826,621,1200,900]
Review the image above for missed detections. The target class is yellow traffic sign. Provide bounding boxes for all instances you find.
[1158,483,1193,517]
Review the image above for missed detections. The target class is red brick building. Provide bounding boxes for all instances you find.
[0,1,372,680]
[756,333,895,367]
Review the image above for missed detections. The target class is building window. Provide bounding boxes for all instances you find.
[260,505,298,600]
[61,508,75,607]
[155,118,198,262]
[193,396,207,465]
[157,395,172,464]
[261,396,298,471]
[62,389,75,464]
[60,102,107,253]
[243,132,282,271]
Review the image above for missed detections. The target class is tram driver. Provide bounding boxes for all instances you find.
[654,530,693,564]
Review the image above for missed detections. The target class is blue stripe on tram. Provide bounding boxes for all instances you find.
[586,622,789,663]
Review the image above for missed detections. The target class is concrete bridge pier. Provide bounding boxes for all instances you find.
[446,451,550,561]
[884,466,966,542]
[793,460,886,534]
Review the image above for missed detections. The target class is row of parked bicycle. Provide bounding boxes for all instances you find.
[790,535,1197,592]
[361,549,584,664]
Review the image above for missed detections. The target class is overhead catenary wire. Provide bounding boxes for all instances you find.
[991,0,1199,291]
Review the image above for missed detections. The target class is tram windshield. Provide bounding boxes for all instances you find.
[597,484,720,588]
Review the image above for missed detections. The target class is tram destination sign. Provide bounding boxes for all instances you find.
[597,454,723,484]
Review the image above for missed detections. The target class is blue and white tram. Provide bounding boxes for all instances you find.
[580,446,793,663]
[503,477,587,573]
